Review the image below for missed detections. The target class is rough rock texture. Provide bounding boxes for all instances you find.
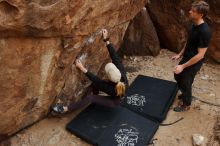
[146,0,220,62]
[207,115,220,146]
[207,0,220,62]
[0,0,143,37]
[0,38,61,139]
[119,7,160,56]
[146,0,190,52]
[0,0,145,141]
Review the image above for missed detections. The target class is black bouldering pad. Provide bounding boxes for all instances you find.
[66,75,178,146]
[123,75,178,122]
[67,104,159,146]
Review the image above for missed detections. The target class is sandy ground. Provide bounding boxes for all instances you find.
[1,49,220,146]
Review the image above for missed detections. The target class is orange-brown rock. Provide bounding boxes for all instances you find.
[0,38,61,139]
[207,0,220,62]
[0,0,145,141]
[0,0,143,37]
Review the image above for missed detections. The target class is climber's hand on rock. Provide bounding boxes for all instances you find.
[75,59,87,73]
[102,29,108,39]
[76,59,84,69]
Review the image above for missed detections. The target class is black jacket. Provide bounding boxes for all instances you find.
[85,43,128,98]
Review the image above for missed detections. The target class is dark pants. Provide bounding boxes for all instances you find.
[68,83,121,111]
[68,95,122,111]
[174,59,204,106]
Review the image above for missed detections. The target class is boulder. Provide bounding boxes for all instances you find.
[0,0,145,141]
[146,0,220,62]
[0,0,144,37]
[119,7,160,56]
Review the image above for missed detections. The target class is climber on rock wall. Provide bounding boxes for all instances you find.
[52,29,128,113]
[171,1,212,112]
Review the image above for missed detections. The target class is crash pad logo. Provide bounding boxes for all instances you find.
[127,94,146,107]
[115,128,139,146]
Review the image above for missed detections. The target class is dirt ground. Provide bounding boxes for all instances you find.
[1,49,220,146]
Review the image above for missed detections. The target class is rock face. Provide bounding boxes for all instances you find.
[0,38,61,139]
[207,0,220,62]
[0,0,142,37]
[146,0,191,52]
[146,0,220,62]
[0,0,145,141]
[119,7,160,56]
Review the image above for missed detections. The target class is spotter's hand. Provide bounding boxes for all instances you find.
[174,65,184,74]
[171,54,181,61]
